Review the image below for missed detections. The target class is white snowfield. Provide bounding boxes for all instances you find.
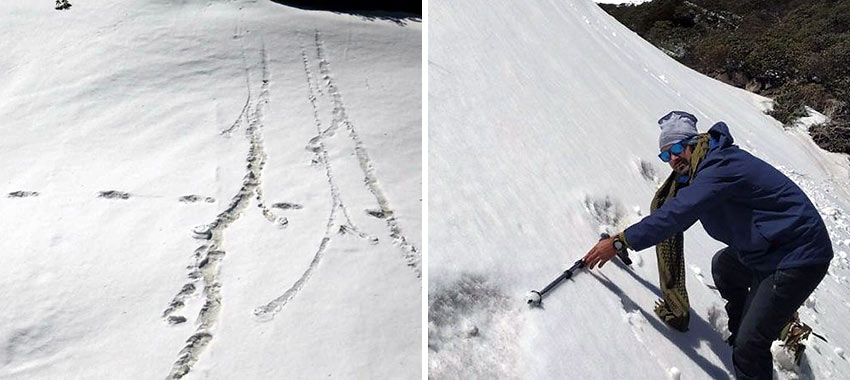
[429,0,850,379]
[0,1,420,379]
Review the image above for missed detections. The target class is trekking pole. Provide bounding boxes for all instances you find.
[526,233,631,307]
[526,259,585,306]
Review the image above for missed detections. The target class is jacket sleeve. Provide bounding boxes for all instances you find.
[624,155,741,251]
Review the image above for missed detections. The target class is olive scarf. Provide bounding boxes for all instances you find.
[650,133,711,332]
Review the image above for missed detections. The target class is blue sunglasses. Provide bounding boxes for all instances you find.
[658,138,691,162]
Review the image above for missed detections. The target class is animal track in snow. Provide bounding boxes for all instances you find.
[313,30,420,276]
[583,195,629,233]
[2,316,68,368]
[219,49,252,138]
[98,190,130,200]
[164,44,286,380]
[633,253,644,267]
[167,316,188,325]
[253,37,383,322]
[428,274,522,379]
[706,303,731,341]
[365,208,386,219]
[179,195,216,203]
[635,158,659,183]
[689,265,709,287]
[162,282,198,321]
[271,202,303,210]
[7,191,39,198]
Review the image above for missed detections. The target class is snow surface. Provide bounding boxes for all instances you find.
[429,0,850,379]
[0,1,420,379]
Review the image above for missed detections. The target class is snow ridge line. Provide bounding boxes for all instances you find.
[313,31,421,277]
[164,46,280,380]
[252,44,378,322]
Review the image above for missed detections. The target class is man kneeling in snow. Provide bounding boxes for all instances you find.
[582,111,833,379]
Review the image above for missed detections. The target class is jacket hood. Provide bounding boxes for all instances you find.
[707,121,734,150]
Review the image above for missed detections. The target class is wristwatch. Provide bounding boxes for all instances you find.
[612,236,625,252]
[611,234,633,265]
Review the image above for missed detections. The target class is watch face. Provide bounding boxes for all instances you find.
[613,240,624,250]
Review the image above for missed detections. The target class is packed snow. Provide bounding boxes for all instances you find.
[429,0,850,378]
[0,1,420,379]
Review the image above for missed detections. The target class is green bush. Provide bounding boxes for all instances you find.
[600,0,850,155]
[810,122,850,155]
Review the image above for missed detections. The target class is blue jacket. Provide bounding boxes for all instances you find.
[624,122,833,272]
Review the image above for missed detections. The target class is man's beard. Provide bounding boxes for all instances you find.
[673,160,690,175]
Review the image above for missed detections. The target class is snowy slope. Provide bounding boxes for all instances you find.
[429,0,850,379]
[0,1,420,379]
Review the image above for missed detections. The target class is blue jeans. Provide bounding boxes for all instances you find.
[711,247,828,380]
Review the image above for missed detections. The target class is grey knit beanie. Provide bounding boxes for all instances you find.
[658,111,698,149]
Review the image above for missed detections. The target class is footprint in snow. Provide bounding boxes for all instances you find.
[179,195,216,203]
[805,294,818,312]
[706,303,731,341]
[428,273,522,379]
[689,265,707,286]
[583,195,628,232]
[634,158,659,183]
[192,225,213,240]
[98,190,130,200]
[7,191,39,198]
[365,208,386,219]
[271,202,303,210]
[633,253,644,267]
[167,316,187,325]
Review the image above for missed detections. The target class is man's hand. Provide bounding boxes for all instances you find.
[583,237,617,269]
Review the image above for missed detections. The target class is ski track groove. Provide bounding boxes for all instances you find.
[252,41,379,322]
[219,54,251,138]
[313,30,420,277]
[163,44,283,380]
